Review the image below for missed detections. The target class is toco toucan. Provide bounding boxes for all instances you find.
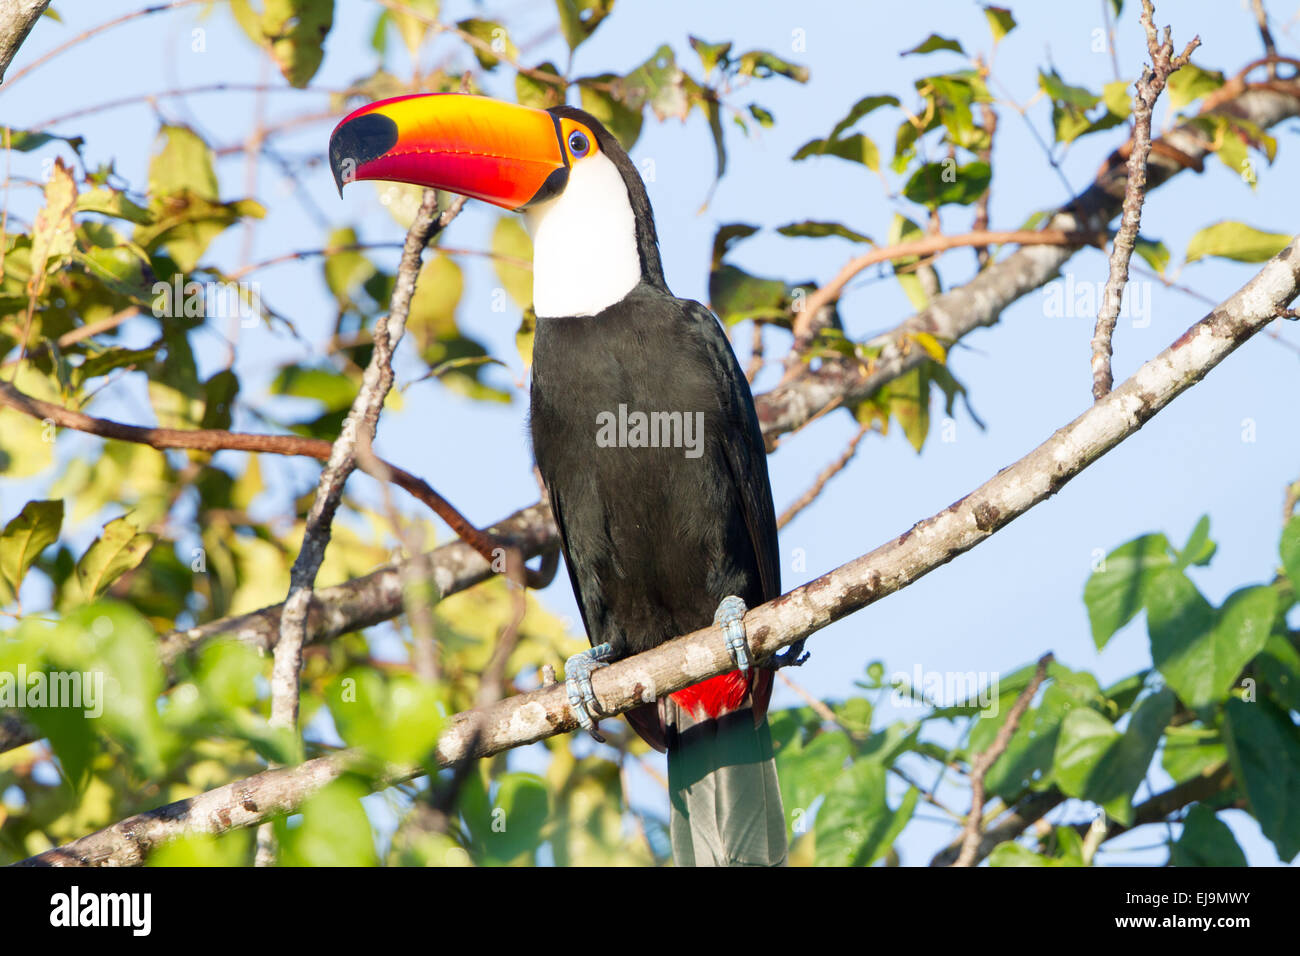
[328,93,805,866]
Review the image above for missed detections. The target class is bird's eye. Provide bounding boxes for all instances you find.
[567,130,590,157]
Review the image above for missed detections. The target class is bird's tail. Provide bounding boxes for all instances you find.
[664,692,788,867]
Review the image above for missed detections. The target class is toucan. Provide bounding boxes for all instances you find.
[328,93,805,866]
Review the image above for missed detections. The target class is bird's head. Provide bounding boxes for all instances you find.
[328,93,664,317]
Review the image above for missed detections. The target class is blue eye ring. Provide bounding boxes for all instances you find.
[567,130,590,157]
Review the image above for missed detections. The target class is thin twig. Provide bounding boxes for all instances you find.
[953,653,1053,867]
[0,378,503,567]
[1090,0,1199,401]
[4,1,202,88]
[789,228,1101,351]
[777,421,870,528]
[1250,0,1278,78]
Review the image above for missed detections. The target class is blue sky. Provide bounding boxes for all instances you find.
[4,0,1299,865]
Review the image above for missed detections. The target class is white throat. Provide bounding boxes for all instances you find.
[524,151,642,318]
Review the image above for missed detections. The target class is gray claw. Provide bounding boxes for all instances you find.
[714,595,751,674]
[564,643,614,742]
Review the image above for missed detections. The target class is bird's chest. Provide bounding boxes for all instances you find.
[529,311,726,532]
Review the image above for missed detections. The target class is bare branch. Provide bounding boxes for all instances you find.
[271,191,450,733]
[21,236,1298,866]
[1090,0,1199,400]
[777,421,870,529]
[952,653,1053,867]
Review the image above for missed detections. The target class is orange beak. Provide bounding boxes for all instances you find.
[328,93,569,210]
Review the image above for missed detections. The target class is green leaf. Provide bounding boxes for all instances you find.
[623,45,688,122]
[491,216,533,309]
[29,158,78,297]
[1161,724,1227,783]
[734,50,809,83]
[555,0,613,52]
[903,161,990,208]
[1174,514,1216,569]
[1186,221,1292,264]
[1167,62,1225,110]
[149,124,217,201]
[322,226,375,306]
[710,223,759,266]
[1053,689,1174,825]
[1172,805,1247,866]
[1038,69,1099,109]
[775,728,851,832]
[814,760,918,866]
[1150,574,1274,709]
[76,187,152,225]
[980,674,1098,800]
[272,365,357,411]
[824,94,899,141]
[1223,698,1300,861]
[1101,79,1132,119]
[902,34,964,57]
[456,18,516,70]
[1280,515,1300,589]
[887,213,930,310]
[776,221,873,244]
[149,830,253,867]
[327,668,445,767]
[382,0,439,58]
[275,777,378,866]
[516,61,564,110]
[1257,632,1300,711]
[1133,237,1170,276]
[708,265,790,326]
[75,515,154,601]
[988,842,1074,866]
[1083,533,1173,649]
[578,76,644,150]
[0,500,63,602]
[49,602,170,780]
[792,133,880,170]
[407,255,508,402]
[257,0,334,88]
[689,36,731,73]
[461,771,549,863]
[983,6,1016,41]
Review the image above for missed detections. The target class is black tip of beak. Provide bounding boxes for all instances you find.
[328,112,401,197]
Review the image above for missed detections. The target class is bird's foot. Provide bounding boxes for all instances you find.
[714,595,752,674]
[564,643,615,742]
[771,640,810,669]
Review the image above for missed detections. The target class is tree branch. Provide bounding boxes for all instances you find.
[20,236,1298,866]
[0,0,50,84]
[1090,0,1198,400]
[270,191,450,735]
[0,379,501,567]
[758,78,1300,443]
[952,653,1053,867]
